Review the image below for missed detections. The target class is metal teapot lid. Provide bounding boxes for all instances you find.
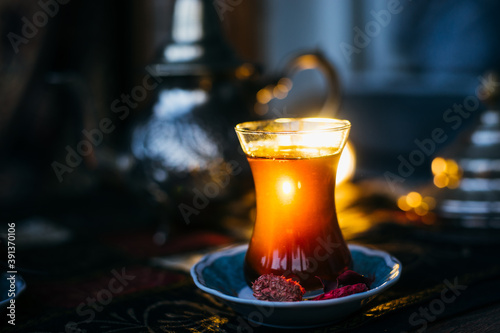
[150,0,242,76]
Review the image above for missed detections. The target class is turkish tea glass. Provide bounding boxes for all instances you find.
[235,118,352,291]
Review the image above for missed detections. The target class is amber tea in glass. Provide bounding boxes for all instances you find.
[235,118,352,291]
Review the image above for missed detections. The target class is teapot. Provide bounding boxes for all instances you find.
[130,0,342,232]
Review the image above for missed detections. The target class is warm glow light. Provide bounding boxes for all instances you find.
[256,88,272,104]
[274,124,355,185]
[263,119,351,159]
[431,157,463,189]
[273,85,288,99]
[282,181,293,195]
[235,63,254,79]
[277,178,295,203]
[434,173,449,188]
[414,202,429,216]
[448,176,460,189]
[446,160,459,174]
[406,192,422,208]
[296,55,320,70]
[432,157,447,174]
[337,141,356,185]
[397,196,411,211]
[397,191,437,224]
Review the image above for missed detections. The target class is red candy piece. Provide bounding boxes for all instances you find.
[252,274,305,302]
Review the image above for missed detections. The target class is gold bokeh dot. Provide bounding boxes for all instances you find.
[432,157,447,175]
[406,192,422,208]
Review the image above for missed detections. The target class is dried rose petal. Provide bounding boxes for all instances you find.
[315,270,373,294]
[315,276,338,293]
[252,274,305,302]
[312,283,368,300]
[312,270,373,301]
[337,270,374,288]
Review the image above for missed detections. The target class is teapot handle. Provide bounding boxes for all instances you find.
[281,51,342,117]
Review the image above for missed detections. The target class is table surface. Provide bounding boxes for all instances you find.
[3,184,500,333]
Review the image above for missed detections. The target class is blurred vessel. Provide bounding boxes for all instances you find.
[436,72,500,229]
[130,0,343,232]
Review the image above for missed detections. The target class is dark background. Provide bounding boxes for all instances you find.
[1,1,500,332]
[1,0,500,247]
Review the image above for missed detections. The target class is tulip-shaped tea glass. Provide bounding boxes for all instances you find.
[235,118,352,292]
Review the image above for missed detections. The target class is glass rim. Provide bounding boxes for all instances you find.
[234,117,351,135]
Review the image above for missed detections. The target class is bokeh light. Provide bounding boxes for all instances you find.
[431,157,462,189]
[397,192,437,224]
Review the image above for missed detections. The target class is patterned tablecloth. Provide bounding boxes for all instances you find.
[3,201,500,333]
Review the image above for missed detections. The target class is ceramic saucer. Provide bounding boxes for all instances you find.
[191,244,401,328]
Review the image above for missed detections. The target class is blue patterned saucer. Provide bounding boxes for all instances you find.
[191,244,401,328]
